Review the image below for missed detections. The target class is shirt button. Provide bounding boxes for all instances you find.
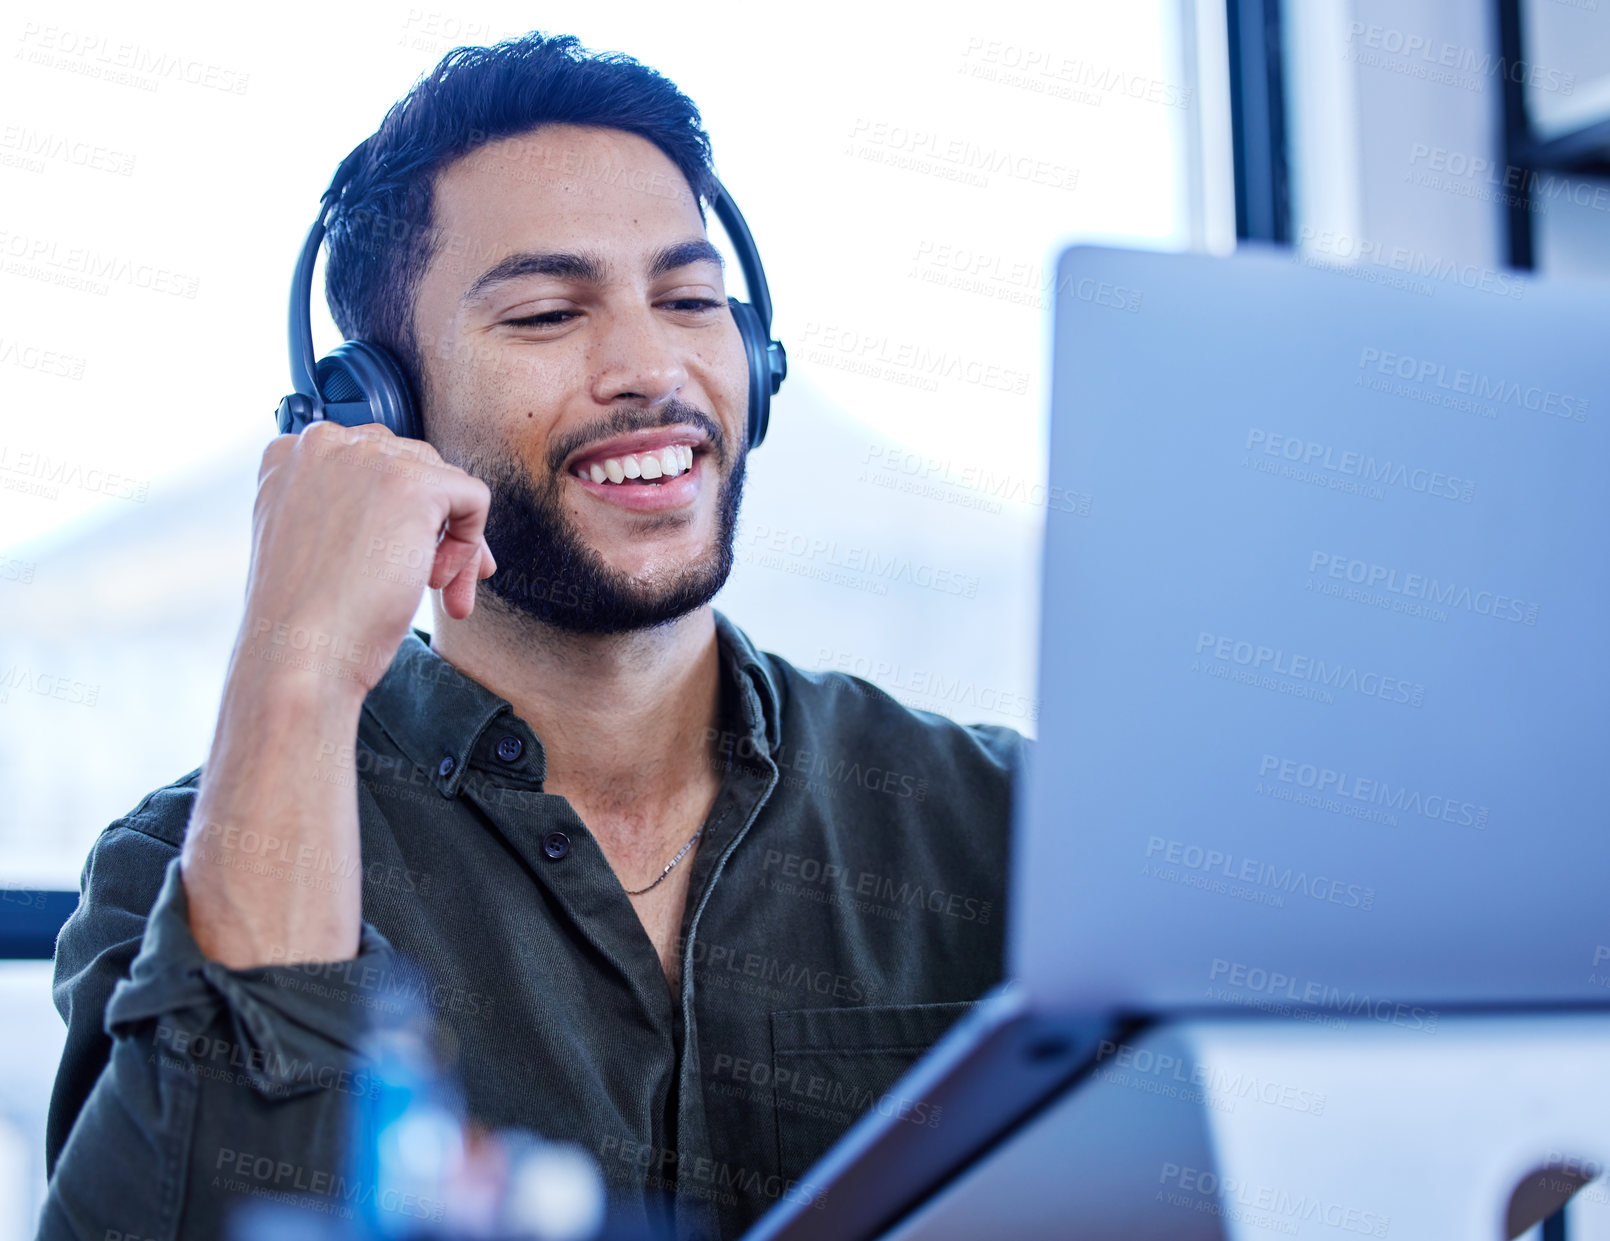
[542,831,571,860]
[438,756,456,778]
[495,735,523,763]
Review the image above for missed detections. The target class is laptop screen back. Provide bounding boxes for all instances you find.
[1017,245,1610,1016]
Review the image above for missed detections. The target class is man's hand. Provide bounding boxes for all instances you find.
[243,420,497,694]
[180,421,497,969]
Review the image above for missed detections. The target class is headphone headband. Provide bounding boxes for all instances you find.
[709,183,771,333]
[277,137,786,450]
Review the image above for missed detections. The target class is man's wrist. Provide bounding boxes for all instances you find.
[232,609,392,703]
[226,630,376,719]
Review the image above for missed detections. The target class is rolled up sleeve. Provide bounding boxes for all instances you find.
[42,782,401,1241]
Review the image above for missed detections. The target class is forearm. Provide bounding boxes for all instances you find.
[181,642,368,969]
[179,422,492,969]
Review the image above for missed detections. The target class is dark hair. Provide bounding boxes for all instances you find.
[323,33,717,410]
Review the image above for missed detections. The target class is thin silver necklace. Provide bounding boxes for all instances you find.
[624,715,731,896]
[623,827,703,896]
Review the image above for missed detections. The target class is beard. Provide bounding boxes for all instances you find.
[464,400,747,635]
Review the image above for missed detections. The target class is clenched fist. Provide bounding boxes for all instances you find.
[242,420,497,698]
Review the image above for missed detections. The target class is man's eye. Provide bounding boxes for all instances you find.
[662,298,724,312]
[503,310,577,328]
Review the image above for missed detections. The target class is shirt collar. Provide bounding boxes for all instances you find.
[712,606,784,758]
[361,607,783,797]
[361,632,517,798]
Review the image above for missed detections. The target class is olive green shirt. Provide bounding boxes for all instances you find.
[42,609,1023,1241]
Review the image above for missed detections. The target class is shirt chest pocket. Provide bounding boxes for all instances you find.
[768,1001,972,1186]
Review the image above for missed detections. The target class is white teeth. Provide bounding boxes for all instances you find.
[577,444,699,484]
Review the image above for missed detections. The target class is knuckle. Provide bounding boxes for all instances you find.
[387,435,435,467]
[258,439,293,481]
[447,458,484,487]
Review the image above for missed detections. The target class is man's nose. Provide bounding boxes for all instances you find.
[589,303,688,407]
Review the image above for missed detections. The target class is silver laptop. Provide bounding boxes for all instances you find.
[743,244,1610,1241]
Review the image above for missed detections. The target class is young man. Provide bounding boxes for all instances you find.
[42,33,1023,1241]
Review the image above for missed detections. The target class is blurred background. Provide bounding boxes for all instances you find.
[1,0,1607,1236]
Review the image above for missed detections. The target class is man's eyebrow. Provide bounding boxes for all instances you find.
[462,251,604,306]
[648,238,725,279]
[461,239,724,307]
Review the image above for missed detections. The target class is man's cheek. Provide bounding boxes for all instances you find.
[701,333,751,445]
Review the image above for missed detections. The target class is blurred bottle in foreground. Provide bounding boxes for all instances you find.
[230,966,652,1241]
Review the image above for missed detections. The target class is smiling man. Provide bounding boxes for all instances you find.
[41,33,1023,1241]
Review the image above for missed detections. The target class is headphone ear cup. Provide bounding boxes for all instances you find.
[314,340,423,440]
[727,298,770,451]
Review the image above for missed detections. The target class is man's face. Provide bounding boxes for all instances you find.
[412,124,750,634]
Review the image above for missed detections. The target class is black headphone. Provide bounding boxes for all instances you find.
[276,139,787,451]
